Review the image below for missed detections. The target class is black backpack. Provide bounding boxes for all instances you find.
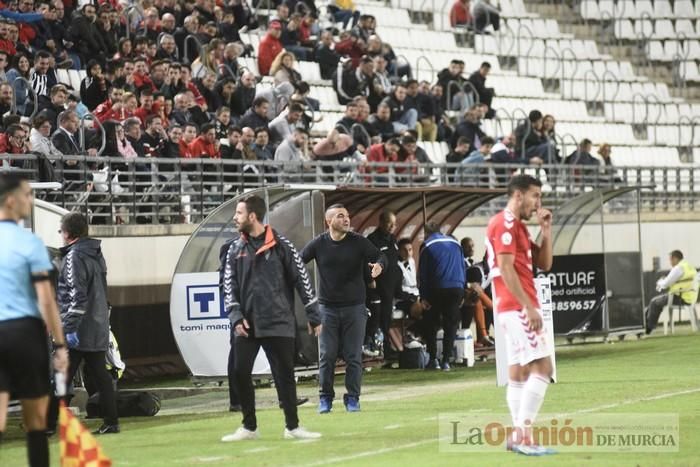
[87,391,161,418]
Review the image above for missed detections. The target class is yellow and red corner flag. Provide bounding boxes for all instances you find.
[59,401,112,467]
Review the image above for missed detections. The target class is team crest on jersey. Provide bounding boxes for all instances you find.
[501,232,513,245]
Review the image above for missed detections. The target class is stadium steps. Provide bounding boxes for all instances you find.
[522,0,700,101]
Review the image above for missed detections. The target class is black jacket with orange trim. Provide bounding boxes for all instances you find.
[223,226,321,338]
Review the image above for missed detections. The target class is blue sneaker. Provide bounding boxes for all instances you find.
[318,396,332,414]
[344,395,361,412]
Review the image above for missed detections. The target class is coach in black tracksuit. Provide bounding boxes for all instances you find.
[366,210,402,355]
[223,195,321,437]
[301,204,387,413]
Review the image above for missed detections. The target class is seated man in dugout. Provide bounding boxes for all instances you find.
[645,250,698,335]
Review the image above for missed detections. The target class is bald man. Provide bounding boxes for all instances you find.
[301,204,387,414]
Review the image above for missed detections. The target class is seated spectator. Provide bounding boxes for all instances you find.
[450,0,472,27]
[134,89,159,126]
[191,41,220,80]
[352,14,374,42]
[335,30,366,69]
[471,0,501,33]
[221,126,243,160]
[328,0,361,29]
[123,117,145,158]
[53,110,88,156]
[231,71,257,118]
[456,136,495,181]
[251,127,275,161]
[281,13,312,61]
[93,86,124,123]
[400,133,429,164]
[468,62,495,119]
[255,81,295,121]
[36,85,68,131]
[437,59,468,112]
[598,143,613,165]
[258,20,284,76]
[80,60,110,112]
[156,33,179,61]
[270,51,303,86]
[29,115,63,160]
[196,72,219,112]
[70,3,109,63]
[188,122,220,159]
[447,136,471,176]
[382,83,417,135]
[371,54,393,97]
[214,107,232,140]
[450,106,485,150]
[141,114,167,159]
[274,127,309,176]
[238,97,270,132]
[543,114,556,141]
[179,122,198,158]
[336,102,359,132]
[367,103,396,142]
[366,137,401,177]
[5,52,31,115]
[565,138,598,165]
[161,124,182,160]
[269,102,305,145]
[315,30,340,80]
[0,83,13,118]
[514,110,557,164]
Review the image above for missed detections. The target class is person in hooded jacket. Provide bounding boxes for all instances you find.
[55,212,119,435]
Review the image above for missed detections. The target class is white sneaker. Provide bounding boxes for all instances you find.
[221,427,259,442]
[284,427,322,440]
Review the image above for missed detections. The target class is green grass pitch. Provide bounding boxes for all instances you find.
[2,333,699,466]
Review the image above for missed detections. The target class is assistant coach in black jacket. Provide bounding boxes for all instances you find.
[56,212,119,435]
[221,195,322,442]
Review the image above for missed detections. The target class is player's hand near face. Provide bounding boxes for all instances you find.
[537,208,552,229]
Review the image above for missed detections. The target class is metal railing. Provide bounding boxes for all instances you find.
[6,154,698,223]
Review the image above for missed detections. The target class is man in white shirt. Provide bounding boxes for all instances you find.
[396,238,425,348]
[645,250,698,334]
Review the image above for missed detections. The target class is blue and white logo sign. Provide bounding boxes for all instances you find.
[186,285,225,320]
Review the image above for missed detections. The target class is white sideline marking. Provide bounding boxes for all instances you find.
[383,424,402,430]
[294,439,321,444]
[244,447,275,453]
[422,416,438,421]
[306,386,700,466]
[194,457,228,462]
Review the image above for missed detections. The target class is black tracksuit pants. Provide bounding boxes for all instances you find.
[425,288,464,363]
[233,335,298,431]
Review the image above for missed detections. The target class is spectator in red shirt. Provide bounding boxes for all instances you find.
[188,122,220,158]
[93,86,125,122]
[132,56,155,92]
[366,137,401,174]
[450,0,472,27]
[179,122,198,158]
[258,20,283,76]
[133,88,160,125]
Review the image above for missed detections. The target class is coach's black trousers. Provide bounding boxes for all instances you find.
[233,335,298,431]
[425,288,465,364]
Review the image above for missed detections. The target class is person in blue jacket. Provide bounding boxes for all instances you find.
[418,221,466,371]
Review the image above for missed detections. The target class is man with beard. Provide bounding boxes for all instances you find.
[231,71,256,118]
[220,195,322,442]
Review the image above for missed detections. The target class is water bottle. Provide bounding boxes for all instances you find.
[55,372,67,397]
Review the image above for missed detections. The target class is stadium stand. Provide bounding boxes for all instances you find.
[1,0,699,223]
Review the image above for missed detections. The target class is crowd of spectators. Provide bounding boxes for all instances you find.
[0,0,615,202]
